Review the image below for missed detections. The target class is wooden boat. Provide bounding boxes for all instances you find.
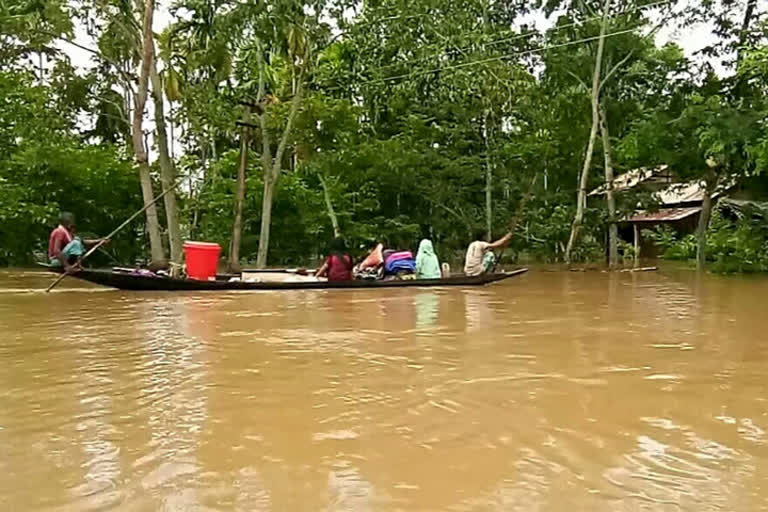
[44,267,528,291]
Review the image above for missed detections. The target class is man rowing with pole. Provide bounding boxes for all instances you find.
[464,174,537,276]
[48,212,109,273]
[463,231,513,277]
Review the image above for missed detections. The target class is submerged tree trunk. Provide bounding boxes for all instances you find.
[230,107,251,270]
[696,182,714,271]
[599,102,618,268]
[564,0,612,264]
[319,174,341,238]
[150,56,182,270]
[131,0,164,264]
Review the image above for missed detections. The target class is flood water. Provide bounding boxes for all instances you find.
[1,268,767,511]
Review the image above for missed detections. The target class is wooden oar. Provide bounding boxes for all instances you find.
[492,173,538,272]
[45,181,183,293]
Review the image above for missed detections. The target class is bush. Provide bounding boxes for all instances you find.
[643,210,768,273]
[642,225,697,261]
[707,210,768,273]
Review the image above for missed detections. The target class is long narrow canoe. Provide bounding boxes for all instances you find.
[45,267,528,291]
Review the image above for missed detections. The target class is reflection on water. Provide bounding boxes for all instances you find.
[1,268,768,510]
[414,292,440,330]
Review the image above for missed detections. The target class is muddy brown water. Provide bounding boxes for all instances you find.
[1,268,767,511]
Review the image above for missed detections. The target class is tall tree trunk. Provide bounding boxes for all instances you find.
[256,175,275,268]
[209,133,218,161]
[734,0,758,94]
[564,0,612,264]
[599,102,618,268]
[190,136,209,239]
[255,76,304,268]
[696,182,714,272]
[737,0,757,65]
[131,0,164,264]
[169,102,175,160]
[149,56,182,269]
[319,174,341,238]
[123,85,134,153]
[230,107,251,270]
[483,111,493,241]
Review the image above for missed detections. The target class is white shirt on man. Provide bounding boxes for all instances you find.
[464,241,490,276]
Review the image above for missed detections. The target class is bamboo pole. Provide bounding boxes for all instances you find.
[491,174,538,272]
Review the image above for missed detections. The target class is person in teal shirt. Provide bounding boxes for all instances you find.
[415,239,442,279]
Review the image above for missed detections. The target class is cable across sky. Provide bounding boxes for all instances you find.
[331,24,649,91]
[370,0,675,74]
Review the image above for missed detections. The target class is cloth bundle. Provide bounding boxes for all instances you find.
[384,251,416,274]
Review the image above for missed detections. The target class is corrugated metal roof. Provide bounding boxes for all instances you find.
[625,207,702,223]
[656,181,708,205]
[655,179,733,205]
[589,165,669,196]
[589,166,733,206]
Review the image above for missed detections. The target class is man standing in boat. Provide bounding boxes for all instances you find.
[463,231,513,276]
[48,212,107,272]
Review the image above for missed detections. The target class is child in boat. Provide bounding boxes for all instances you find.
[315,237,353,281]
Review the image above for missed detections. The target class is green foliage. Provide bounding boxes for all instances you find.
[2,0,768,271]
[642,209,768,272]
[707,210,768,273]
[642,225,697,261]
[0,68,141,265]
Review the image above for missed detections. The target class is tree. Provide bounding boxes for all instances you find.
[684,94,761,269]
[4,0,768,273]
[563,0,612,264]
[254,24,310,267]
[131,0,165,263]
[229,105,251,269]
[150,52,183,270]
[598,103,618,266]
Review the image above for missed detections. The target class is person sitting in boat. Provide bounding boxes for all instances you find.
[315,237,353,281]
[48,212,107,272]
[463,231,513,277]
[415,239,441,279]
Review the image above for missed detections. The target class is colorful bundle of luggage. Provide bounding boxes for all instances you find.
[353,245,417,280]
[383,251,416,274]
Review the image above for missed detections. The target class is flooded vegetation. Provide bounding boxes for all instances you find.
[2,268,767,510]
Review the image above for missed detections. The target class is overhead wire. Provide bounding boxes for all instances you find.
[368,0,675,74]
[326,24,648,92]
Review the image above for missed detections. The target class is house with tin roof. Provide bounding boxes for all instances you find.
[589,166,734,258]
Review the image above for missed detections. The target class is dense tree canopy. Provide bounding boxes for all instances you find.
[1,0,767,268]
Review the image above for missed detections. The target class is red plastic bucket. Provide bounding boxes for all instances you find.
[183,241,221,280]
